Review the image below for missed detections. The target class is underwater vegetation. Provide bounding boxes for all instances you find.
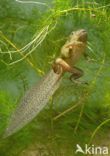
[0,0,110,155]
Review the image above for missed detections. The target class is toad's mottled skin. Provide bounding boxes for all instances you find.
[53,29,87,79]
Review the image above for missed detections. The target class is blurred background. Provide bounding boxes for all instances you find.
[0,0,110,155]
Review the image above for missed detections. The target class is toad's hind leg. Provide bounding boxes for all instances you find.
[69,66,83,80]
[69,66,88,85]
[52,58,87,84]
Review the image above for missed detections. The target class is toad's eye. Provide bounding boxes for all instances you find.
[71,32,74,35]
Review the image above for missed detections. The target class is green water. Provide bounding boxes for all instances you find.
[0,0,110,155]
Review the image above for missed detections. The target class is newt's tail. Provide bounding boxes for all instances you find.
[4,69,62,138]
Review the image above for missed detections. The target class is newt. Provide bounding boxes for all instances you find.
[4,29,87,138]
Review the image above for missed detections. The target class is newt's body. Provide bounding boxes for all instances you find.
[4,29,87,138]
